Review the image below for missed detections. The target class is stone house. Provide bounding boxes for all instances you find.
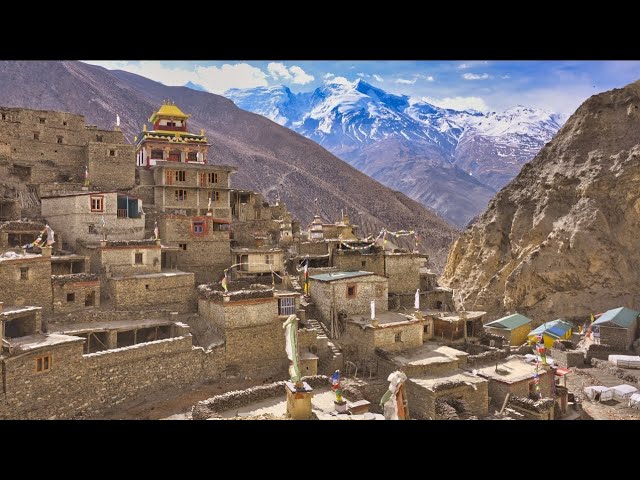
[0,249,53,313]
[232,246,284,277]
[484,313,533,346]
[424,310,486,343]
[592,307,640,351]
[308,271,388,335]
[51,274,100,314]
[0,221,47,254]
[41,191,145,249]
[0,304,43,345]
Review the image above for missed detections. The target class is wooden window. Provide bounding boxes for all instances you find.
[1,113,6,120]
[213,222,229,231]
[376,284,384,298]
[35,354,52,373]
[188,151,198,162]
[424,324,430,335]
[88,224,96,234]
[265,254,274,265]
[175,170,186,182]
[90,196,104,212]
[96,135,103,142]
[209,191,220,202]
[33,132,39,140]
[347,285,357,298]
[361,260,366,267]
[109,149,116,157]
[394,332,402,343]
[175,189,187,201]
[278,297,296,316]
[85,291,95,307]
[179,243,187,251]
[151,149,164,159]
[192,221,205,235]
[66,293,75,302]
[20,267,29,280]
[57,136,63,144]
[39,117,45,124]
[134,253,143,265]
[208,172,218,184]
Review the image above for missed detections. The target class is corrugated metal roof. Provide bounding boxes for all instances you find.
[529,319,573,337]
[592,307,640,329]
[309,271,374,282]
[485,313,532,330]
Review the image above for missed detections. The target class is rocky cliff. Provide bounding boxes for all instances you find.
[441,80,640,322]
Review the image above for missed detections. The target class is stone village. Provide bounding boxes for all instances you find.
[1,103,639,420]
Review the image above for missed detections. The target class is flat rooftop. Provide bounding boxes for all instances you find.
[349,311,418,327]
[48,318,175,335]
[1,305,42,317]
[8,333,84,353]
[389,342,468,369]
[409,370,487,392]
[309,271,374,282]
[110,270,193,280]
[0,252,43,263]
[422,310,486,322]
[231,246,284,253]
[475,356,549,384]
[51,254,86,262]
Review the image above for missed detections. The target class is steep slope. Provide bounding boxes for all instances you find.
[227,80,564,227]
[441,80,640,321]
[0,60,458,270]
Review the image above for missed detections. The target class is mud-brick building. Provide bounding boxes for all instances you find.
[592,307,640,351]
[51,274,100,314]
[197,286,292,378]
[0,249,53,313]
[41,191,144,249]
[231,246,285,277]
[0,106,135,194]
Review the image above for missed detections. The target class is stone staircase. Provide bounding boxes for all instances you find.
[307,318,343,375]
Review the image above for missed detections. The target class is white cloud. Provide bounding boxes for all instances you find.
[462,73,490,80]
[421,96,489,112]
[395,78,417,85]
[324,73,335,79]
[83,60,268,93]
[419,75,435,82]
[357,72,370,78]
[289,66,314,84]
[324,75,351,85]
[267,62,292,80]
[458,63,472,69]
[267,62,314,85]
[501,75,511,79]
[373,74,384,82]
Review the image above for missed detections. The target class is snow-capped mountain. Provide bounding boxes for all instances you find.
[226,79,565,227]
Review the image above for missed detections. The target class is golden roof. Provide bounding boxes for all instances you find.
[149,100,191,123]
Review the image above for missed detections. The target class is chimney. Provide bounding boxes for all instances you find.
[371,300,379,327]
[41,246,52,257]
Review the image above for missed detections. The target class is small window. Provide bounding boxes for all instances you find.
[174,171,186,182]
[36,354,52,372]
[213,222,230,231]
[57,136,63,144]
[96,135,103,142]
[347,285,357,298]
[20,267,29,280]
[424,324,430,334]
[179,243,187,251]
[33,132,39,140]
[376,284,384,298]
[209,191,220,202]
[188,151,198,162]
[39,117,45,124]
[394,332,402,343]
[145,284,150,290]
[134,253,143,265]
[66,293,75,303]
[1,113,6,120]
[90,196,104,212]
[361,260,366,267]
[278,297,296,316]
[192,221,205,235]
[109,149,116,157]
[175,189,187,202]
[63,121,67,126]
[208,172,218,184]
[151,149,164,159]
[88,224,96,234]
[265,254,274,265]
[85,291,95,307]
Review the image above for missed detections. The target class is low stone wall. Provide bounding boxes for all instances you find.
[46,308,174,326]
[586,343,629,362]
[549,348,585,368]
[507,395,555,420]
[466,348,508,366]
[590,358,640,386]
[191,375,330,419]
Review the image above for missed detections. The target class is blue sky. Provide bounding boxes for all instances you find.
[84,60,640,115]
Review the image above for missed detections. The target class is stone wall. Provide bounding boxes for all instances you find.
[99,241,161,277]
[86,141,135,191]
[586,343,630,362]
[109,272,196,313]
[484,371,553,407]
[0,334,228,419]
[384,254,423,294]
[333,251,385,276]
[599,324,637,351]
[309,275,388,327]
[0,255,52,313]
[298,241,328,256]
[549,348,585,368]
[51,275,100,314]
[407,378,489,420]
